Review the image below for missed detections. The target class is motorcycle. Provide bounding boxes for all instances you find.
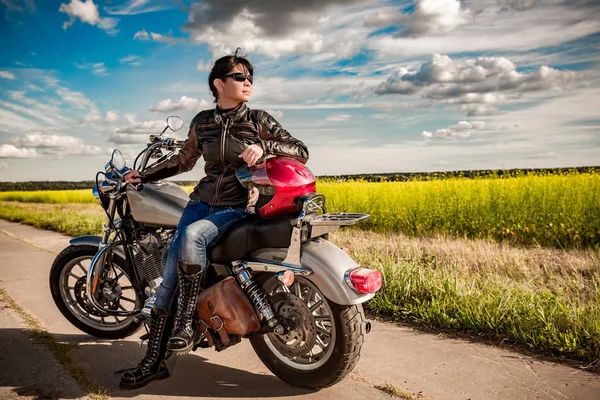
[49,116,383,389]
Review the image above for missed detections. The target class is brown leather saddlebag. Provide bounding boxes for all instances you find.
[197,276,260,346]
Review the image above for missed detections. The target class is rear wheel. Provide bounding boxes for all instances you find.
[249,276,366,389]
[49,245,142,339]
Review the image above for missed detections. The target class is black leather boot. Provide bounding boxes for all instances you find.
[120,307,172,389]
[167,261,203,355]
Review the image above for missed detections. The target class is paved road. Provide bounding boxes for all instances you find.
[1,219,599,400]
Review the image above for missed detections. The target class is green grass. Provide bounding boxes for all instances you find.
[332,230,600,363]
[0,202,104,236]
[319,172,600,249]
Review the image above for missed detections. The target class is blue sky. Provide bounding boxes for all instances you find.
[0,0,599,181]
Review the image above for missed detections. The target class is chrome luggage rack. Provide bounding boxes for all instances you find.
[309,212,370,225]
[282,194,369,266]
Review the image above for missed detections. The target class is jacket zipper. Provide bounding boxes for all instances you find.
[212,118,229,205]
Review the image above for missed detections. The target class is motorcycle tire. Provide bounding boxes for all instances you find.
[250,295,366,389]
[49,244,142,339]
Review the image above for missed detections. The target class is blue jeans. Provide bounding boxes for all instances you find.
[154,199,249,310]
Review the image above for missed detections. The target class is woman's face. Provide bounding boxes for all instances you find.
[217,64,252,104]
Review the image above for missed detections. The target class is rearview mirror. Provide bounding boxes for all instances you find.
[110,149,126,171]
[167,116,184,132]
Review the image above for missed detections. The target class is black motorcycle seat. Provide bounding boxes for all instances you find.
[207,214,295,263]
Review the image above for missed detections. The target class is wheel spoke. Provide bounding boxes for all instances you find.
[118,304,128,312]
[115,272,125,281]
[120,296,136,304]
[120,286,134,290]
[317,325,331,337]
[293,283,301,297]
[68,272,81,280]
[316,335,327,350]
[76,262,88,274]
[314,315,330,320]
[309,299,324,313]
[305,287,315,304]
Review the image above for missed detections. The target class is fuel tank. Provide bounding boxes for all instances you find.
[126,181,189,227]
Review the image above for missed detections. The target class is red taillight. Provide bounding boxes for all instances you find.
[346,268,382,294]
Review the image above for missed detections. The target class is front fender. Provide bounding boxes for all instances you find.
[69,236,126,260]
[249,239,375,305]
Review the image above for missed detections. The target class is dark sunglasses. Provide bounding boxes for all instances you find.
[224,72,253,84]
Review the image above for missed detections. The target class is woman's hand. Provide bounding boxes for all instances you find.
[239,143,264,167]
[125,170,142,184]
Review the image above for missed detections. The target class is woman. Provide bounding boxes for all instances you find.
[119,49,309,389]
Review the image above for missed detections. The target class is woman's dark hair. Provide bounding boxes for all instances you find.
[208,48,253,103]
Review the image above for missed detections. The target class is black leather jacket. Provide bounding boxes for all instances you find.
[141,103,309,208]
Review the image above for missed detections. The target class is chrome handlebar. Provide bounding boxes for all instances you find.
[138,136,184,172]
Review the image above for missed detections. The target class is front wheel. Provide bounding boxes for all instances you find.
[249,276,366,389]
[49,244,143,339]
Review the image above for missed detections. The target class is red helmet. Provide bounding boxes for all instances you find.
[236,157,316,218]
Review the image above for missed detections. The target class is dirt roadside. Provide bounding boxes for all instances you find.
[0,218,599,400]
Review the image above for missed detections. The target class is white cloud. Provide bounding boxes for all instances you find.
[196,60,213,72]
[375,54,586,114]
[27,84,44,92]
[133,29,149,40]
[0,144,37,158]
[150,32,184,44]
[133,29,183,43]
[0,97,70,128]
[79,110,121,125]
[114,120,166,136]
[109,133,151,144]
[148,96,208,112]
[421,120,486,139]
[104,0,174,15]
[326,113,352,122]
[5,132,104,156]
[0,70,16,80]
[367,1,600,58]
[105,110,119,123]
[75,61,107,76]
[461,104,502,117]
[7,133,82,148]
[119,55,142,66]
[181,1,377,58]
[188,10,323,58]
[364,0,474,36]
[44,143,104,156]
[56,87,95,110]
[59,0,119,35]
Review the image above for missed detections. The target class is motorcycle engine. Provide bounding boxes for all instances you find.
[133,231,171,284]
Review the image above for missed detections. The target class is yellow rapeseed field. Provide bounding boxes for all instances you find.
[318,172,600,249]
[1,172,598,248]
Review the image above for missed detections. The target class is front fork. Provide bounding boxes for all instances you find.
[85,197,142,317]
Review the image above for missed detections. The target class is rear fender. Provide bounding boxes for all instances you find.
[249,238,375,305]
